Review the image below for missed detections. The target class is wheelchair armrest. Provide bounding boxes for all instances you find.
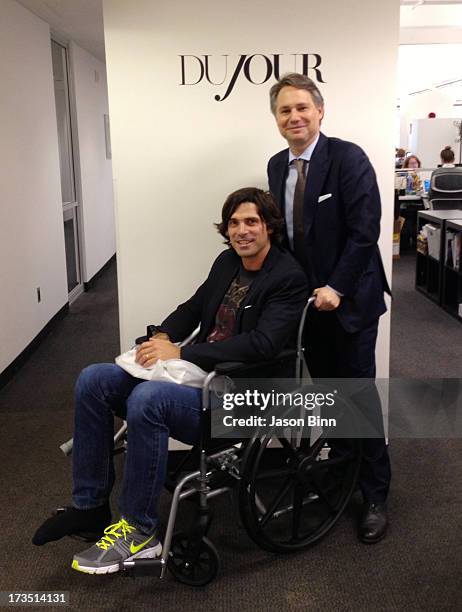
[214,349,297,376]
[135,325,164,345]
[135,326,200,347]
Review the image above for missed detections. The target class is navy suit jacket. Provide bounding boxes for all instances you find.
[159,246,309,372]
[268,132,390,334]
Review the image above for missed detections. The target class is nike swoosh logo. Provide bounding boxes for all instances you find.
[130,535,154,554]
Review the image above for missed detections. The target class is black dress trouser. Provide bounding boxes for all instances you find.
[304,309,391,503]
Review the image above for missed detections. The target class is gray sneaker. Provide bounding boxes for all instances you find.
[72,518,162,574]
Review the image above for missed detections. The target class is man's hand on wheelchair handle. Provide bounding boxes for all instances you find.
[313,286,341,311]
[135,337,180,367]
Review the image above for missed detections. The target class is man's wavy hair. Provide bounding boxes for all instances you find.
[215,187,285,246]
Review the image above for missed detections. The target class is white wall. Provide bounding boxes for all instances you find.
[0,1,117,377]
[408,118,461,168]
[103,0,400,377]
[71,43,115,282]
[398,44,462,150]
[0,0,68,374]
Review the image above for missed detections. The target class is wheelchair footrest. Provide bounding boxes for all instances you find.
[121,558,166,578]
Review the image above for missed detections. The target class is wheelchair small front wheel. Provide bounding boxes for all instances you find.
[168,533,220,586]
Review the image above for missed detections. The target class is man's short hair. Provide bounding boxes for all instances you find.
[216,187,285,245]
[269,73,324,115]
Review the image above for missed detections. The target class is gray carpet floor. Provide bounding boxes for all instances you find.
[0,255,461,611]
[390,252,462,377]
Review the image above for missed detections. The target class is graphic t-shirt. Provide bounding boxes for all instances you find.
[207,267,258,343]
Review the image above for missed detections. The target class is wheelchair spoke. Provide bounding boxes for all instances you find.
[291,484,303,541]
[269,491,319,520]
[253,491,267,515]
[254,467,295,481]
[279,433,326,463]
[302,435,327,460]
[307,476,337,514]
[299,436,311,452]
[309,454,353,474]
[277,437,302,462]
[258,476,294,528]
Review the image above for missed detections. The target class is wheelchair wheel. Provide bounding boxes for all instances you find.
[168,533,220,586]
[238,433,361,553]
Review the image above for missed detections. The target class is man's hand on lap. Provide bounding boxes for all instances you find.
[135,337,180,367]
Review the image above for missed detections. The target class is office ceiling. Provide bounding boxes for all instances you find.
[16,0,105,62]
[401,1,462,4]
[14,1,462,65]
[399,0,462,101]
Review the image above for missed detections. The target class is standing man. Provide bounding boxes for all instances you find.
[267,73,391,543]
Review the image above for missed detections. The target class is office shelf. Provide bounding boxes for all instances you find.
[444,265,462,276]
[416,211,462,318]
[416,251,440,302]
[442,219,462,320]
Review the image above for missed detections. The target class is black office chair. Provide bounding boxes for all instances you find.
[428,167,462,210]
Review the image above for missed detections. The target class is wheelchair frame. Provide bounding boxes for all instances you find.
[61,296,362,586]
[120,298,315,583]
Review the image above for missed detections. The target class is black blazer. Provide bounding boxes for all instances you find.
[159,246,309,372]
[268,132,391,334]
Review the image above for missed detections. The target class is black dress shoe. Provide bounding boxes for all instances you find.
[358,502,388,544]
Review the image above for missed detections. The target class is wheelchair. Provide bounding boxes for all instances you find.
[60,297,362,586]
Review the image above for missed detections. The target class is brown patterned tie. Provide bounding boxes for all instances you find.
[293,159,307,260]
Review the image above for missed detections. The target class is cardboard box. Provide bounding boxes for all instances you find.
[393,216,405,259]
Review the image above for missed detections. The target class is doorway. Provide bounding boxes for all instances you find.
[51,38,83,301]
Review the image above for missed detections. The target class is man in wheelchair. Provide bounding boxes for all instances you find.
[33,187,308,575]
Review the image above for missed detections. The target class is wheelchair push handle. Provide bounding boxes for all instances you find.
[296,296,316,350]
[294,296,316,380]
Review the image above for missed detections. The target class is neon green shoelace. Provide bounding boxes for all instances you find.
[96,518,136,550]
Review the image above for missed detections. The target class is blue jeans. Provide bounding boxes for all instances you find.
[72,363,202,534]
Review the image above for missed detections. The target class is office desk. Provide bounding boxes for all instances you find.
[399,194,429,206]
[399,195,423,202]
[399,195,426,250]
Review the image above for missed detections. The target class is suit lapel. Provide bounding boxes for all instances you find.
[273,151,289,215]
[304,133,330,235]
